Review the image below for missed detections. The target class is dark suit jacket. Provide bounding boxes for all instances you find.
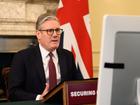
[8,45,83,101]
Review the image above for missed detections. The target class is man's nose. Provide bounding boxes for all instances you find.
[52,30,58,36]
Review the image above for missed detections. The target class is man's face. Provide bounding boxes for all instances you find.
[36,20,61,51]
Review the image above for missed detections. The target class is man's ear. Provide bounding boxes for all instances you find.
[36,30,42,40]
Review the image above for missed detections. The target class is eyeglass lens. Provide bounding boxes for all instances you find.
[48,28,62,35]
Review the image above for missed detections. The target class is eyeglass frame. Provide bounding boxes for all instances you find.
[39,28,63,36]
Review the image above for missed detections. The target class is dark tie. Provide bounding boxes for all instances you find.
[48,52,57,90]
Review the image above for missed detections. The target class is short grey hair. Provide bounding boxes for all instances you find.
[36,13,60,30]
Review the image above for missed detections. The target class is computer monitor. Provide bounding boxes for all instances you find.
[96,15,140,105]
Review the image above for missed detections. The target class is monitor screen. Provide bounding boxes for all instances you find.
[96,15,140,105]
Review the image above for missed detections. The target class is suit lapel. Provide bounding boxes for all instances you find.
[57,49,67,81]
[32,45,46,84]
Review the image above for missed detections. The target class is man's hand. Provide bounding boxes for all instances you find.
[39,83,49,100]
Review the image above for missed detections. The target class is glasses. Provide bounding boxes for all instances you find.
[39,28,63,36]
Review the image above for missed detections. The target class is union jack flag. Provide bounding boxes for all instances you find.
[57,0,93,79]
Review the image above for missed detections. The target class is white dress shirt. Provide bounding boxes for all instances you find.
[39,44,61,83]
[36,44,61,100]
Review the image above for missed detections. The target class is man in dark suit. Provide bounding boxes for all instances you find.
[8,13,83,101]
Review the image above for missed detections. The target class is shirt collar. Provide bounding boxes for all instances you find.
[39,44,57,59]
